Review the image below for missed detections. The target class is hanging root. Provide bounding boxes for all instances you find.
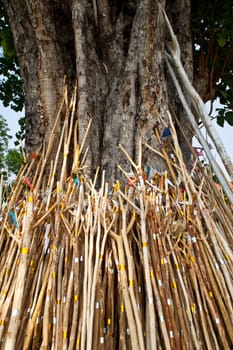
[163,8,233,182]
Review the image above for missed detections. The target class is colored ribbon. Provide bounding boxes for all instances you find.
[8,211,18,228]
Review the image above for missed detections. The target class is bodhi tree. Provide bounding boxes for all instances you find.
[3,0,233,189]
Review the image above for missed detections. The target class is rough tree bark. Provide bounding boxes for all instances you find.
[4,0,193,184]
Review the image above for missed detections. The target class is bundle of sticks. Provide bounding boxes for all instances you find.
[0,89,232,350]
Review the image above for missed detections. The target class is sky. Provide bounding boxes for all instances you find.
[1,100,232,166]
[0,102,23,148]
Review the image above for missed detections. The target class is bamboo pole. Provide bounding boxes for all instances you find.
[4,193,34,349]
[118,197,145,350]
[138,181,157,349]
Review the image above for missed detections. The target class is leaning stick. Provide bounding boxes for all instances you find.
[79,119,92,157]
[80,208,90,350]
[34,88,66,194]
[40,271,53,349]
[68,241,81,350]
[60,88,77,185]
[0,272,17,342]
[195,243,231,347]
[45,118,67,211]
[118,197,145,350]
[4,193,34,350]
[166,236,200,349]
[85,195,99,350]
[138,184,157,349]
[119,143,139,172]
[22,253,52,350]
[62,253,74,350]
[112,231,141,350]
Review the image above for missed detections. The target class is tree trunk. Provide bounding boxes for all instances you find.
[4,0,193,184]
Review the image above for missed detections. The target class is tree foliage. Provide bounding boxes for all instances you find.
[192,0,233,126]
[14,116,25,146]
[0,0,24,111]
[5,147,23,174]
[0,113,23,176]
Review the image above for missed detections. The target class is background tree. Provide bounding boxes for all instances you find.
[5,148,23,175]
[191,0,233,126]
[0,113,11,171]
[0,0,24,111]
[0,1,24,178]
[2,0,233,183]
[0,113,23,177]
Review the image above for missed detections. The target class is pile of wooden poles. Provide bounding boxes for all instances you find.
[0,90,233,349]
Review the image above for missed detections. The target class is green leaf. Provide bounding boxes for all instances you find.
[217,115,225,127]
[219,90,228,99]
[218,36,227,47]
[225,111,233,126]
[0,2,24,112]
[5,148,23,175]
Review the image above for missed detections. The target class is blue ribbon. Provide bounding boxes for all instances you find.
[73,176,80,187]
[8,211,18,229]
[161,127,171,138]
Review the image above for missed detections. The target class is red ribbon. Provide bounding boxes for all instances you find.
[24,177,34,191]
